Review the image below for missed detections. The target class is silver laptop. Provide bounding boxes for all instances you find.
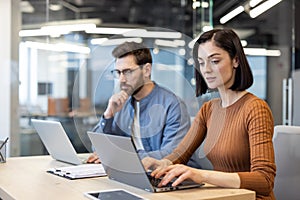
[87,131,203,192]
[31,119,87,165]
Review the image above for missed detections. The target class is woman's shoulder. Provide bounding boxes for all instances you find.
[242,92,269,108]
[241,93,273,121]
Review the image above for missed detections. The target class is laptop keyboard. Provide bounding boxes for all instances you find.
[148,175,161,187]
[147,173,173,187]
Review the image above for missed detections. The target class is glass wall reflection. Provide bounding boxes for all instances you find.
[18,0,297,156]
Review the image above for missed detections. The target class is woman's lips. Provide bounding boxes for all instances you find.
[205,77,216,83]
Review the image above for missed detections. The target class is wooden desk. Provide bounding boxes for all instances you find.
[0,156,255,200]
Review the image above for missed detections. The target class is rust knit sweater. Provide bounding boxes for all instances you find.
[165,92,276,200]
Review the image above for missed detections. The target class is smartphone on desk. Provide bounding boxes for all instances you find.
[84,189,147,200]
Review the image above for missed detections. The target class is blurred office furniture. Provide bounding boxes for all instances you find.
[20,128,45,156]
[47,97,69,116]
[273,125,300,200]
[79,98,91,112]
[19,97,96,156]
[70,98,92,116]
[19,113,47,156]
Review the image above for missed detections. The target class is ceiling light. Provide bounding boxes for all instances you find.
[153,48,159,54]
[41,23,96,32]
[174,39,186,46]
[249,0,282,18]
[244,48,281,56]
[20,19,100,37]
[155,39,185,48]
[192,1,209,9]
[88,28,183,39]
[97,38,143,46]
[49,4,63,11]
[188,38,197,49]
[178,48,186,56]
[154,39,185,48]
[249,0,264,7]
[85,27,136,35]
[241,40,248,47]
[220,6,245,24]
[19,29,69,37]
[43,18,101,26]
[20,1,34,13]
[202,25,213,32]
[90,38,109,45]
[23,41,90,54]
[123,29,182,39]
[19,24,97,37]
[192,1,200,9]
[201,2,209,8]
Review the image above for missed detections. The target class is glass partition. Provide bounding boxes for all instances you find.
[18,0,297,156]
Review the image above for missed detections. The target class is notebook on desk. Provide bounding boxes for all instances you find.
[87,131,203,193]
[47,163,106,180]
[31,119,89,165]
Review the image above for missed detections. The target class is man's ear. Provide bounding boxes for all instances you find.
[143,63,152,77]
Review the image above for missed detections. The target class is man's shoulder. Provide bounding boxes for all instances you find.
[154,83,177,97]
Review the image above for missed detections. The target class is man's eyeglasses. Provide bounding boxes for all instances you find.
[111,65,142,79]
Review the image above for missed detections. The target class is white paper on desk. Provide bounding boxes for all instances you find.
[47,164,107,179]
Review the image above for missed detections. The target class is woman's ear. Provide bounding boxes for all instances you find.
[233,57,239,69]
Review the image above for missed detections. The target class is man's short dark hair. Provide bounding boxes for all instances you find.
[112,42,152,65]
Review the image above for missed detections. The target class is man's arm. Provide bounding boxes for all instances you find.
[92,90,130,134]
[104,90,129,118]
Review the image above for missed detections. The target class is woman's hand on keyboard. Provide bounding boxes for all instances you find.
[142,157,172,175]
[156,164,200,187]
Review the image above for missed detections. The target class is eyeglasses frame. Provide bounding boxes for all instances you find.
[110,64,145,79]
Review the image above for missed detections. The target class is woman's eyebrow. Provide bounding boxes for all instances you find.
[207,53,221,58]
[198,53,221,60]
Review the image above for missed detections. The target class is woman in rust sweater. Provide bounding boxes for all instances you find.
[143,29,276,200]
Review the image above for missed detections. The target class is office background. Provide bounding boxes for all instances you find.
[1,0,300,157]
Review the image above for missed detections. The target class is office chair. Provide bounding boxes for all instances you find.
[273,125,300,200]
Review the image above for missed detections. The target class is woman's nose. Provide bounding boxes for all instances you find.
[202,63,212,72]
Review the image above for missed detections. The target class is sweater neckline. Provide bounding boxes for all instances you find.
[217,92,250,109]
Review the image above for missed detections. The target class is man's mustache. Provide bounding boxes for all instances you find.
[120,83,134,95]
[120,83,143,96]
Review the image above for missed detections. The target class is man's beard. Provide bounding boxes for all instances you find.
[120,83,143,96]
[132,85,143,96]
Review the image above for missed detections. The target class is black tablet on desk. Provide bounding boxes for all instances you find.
[84,189,147,200]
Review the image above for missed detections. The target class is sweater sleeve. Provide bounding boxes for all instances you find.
[238,99,276,197]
